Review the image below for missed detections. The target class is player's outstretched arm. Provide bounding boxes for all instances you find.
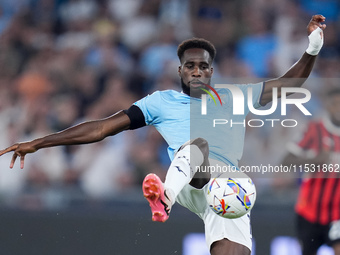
[260,14,326,105]
[0,110,131,169]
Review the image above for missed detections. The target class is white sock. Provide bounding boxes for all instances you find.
[164,144,204,205]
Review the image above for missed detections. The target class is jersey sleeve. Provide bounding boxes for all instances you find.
[133,91,162,126]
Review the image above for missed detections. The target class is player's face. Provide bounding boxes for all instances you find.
[178,48,213,98]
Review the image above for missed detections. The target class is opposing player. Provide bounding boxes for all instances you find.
[0,15,326,255]
[282,88,340,255]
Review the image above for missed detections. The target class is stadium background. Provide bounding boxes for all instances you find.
[0,0,338,254]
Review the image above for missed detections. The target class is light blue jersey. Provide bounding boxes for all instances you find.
[134,82,263,167]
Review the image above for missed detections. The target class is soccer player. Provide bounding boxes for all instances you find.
[282,88,340,255]
[0,15,326,255]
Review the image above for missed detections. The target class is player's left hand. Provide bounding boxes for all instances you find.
[307,14,326,35]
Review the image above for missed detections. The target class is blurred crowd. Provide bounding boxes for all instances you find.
[0,0,339,209]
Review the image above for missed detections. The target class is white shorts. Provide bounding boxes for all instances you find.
[175,159,253,251]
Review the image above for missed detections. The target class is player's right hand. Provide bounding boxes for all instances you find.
[0,142,37,169]
[307,14,326,35]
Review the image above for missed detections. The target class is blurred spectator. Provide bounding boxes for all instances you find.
[138,24,178,91]
[75,138,134,199]
[273,1,309,76]
[236,5,277,77]
[59,0,98,25]
[0,7,12,36]
[108,0,141,23]
[70,66,102,118]
[158,0,192,40]
[191,0,235,50]
[319,23,340,58]
[128,127,168,185]
[85,17,133,75]
[119,0,160,53]
[16,71,53,104]
[299,0,339,22]
[95,73,138,116]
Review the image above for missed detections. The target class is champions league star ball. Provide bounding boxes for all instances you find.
[206,177,256,219]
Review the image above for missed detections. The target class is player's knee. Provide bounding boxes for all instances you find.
[191,137,209,158]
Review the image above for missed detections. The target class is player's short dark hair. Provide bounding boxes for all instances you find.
[177,38,216,64]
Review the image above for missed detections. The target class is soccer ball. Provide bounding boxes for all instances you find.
[206,177,256,219]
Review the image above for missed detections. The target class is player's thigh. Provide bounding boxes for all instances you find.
[210,238,250,255]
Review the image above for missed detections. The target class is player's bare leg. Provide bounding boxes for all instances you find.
[210,238,250,255]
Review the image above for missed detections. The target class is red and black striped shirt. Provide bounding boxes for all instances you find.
[294,118,340,225]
